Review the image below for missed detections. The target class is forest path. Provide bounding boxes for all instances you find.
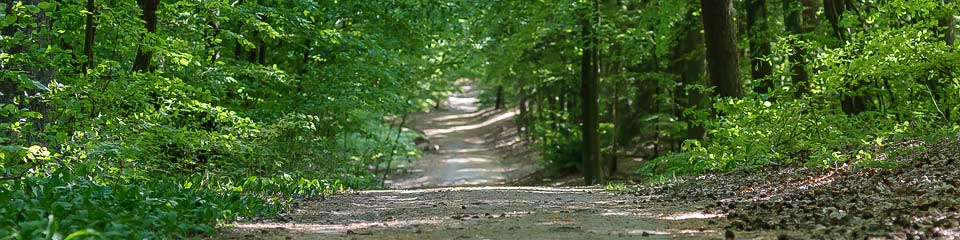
[385,82,534,188]
[224,187,723,239]
[221,81,729,239]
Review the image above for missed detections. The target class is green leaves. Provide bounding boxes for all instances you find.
[63,229,100,240]
[36,2,56,10]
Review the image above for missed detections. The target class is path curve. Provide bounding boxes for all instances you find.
[386,82,534,189]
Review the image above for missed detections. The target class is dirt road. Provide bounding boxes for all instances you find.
[221,83,725,239]
[385,83,536,189]
[226,187,722,240]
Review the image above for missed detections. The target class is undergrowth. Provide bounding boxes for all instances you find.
[638,96,960,182]
[0,169,340,239]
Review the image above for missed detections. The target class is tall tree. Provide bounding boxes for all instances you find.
[783,0,815,97]
[823,0,847,42]
[0,0,18,102]
[495,85,504,109]
[701,0,744,98]
[747,0,773,94]
[82,0,96,73]
[133,0,160,72]
[825,0,868,114]
[934,0,956,121]
[940,0,956,47]
[206,8,222,62]
[673,3,708,140]
[580,1,602,185]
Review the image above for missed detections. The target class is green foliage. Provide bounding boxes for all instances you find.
[464,0,959,179]
[0,168,339,239]
[640,98,951,177]
[1,0,468,238]
[641,0,960,178]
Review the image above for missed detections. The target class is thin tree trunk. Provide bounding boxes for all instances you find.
[747,0,773,94]
[206,9,221,62]
[380,114,408,187]
[825,0,869,114]
[0,0,17,103]
[701,0,744,98]
[580,1,603,185]
[133,0,160,72]
[609,68,618,177]
[247,33,259,63]
[258,42,266,64]
[495,85,504,110]
[936,0,955,121]
[824,0,847,42]
[785,0,811,98]
[81,0,96,73]
[675,5,707,140]
[518,77,528,135]
[940,0,956,47]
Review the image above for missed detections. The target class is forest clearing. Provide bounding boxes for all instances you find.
[2,0,960,239]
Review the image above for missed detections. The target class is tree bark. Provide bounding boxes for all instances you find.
[0,0,18,104]
[784,0,812,98]
[518,81,528,135]
[823,0,847,42]
[674,5,707,140]
[701,0,744,98]
[247,34,259,63]
[206,9,221,62]
[940,0,956,47]
[257,41,266,64]
[747,0,773,94]
[825,0,869,114]
[580,1,603,185]
[935,0,955,121]
[495,85,504,110]
[82,0,96,73]
[133,0,160,72]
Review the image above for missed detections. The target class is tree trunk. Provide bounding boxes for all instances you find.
[701,0,744,98]
[1,1,19,104]
[940,0,956,47]
[935,0,955,121]
[257,41,266,64]
[518,77,529,135]
[840,85,868,114]
[247,34,259,63]
[747,0,773,94]
[784,0,811,98]
[82,0,96,73]
[133,0,160,72]
[206,9,221,62]
[234,0,245,61]
[823,0,846,42]
[580,1,603,185]
[674,5,708,140]
[825,0,869,114]
[495,85,504,110]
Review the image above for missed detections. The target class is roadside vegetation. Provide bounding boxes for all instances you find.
[2,0,958,238]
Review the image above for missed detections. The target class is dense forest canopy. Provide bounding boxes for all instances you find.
[1,0,958,238]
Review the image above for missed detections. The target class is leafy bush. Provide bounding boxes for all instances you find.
[641,97,957,179]
[0,168,340,239]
